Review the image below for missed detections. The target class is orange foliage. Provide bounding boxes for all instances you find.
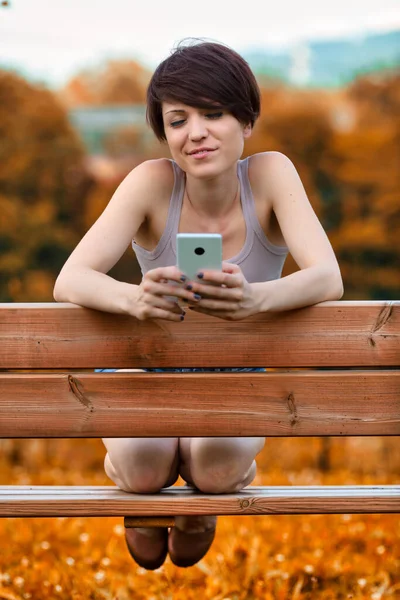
[0,70,92,302]
[320,73,400,299]
[60,60,150,108]
[0,437,399,598]
[0,67,399,301]
[245,76,400,299]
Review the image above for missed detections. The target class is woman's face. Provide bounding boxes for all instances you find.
[162,101,252,178]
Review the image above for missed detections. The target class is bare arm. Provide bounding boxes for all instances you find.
[53,160,151,312]
[184,152,344,320]
[54,159,193,319]
[252,151,343,312]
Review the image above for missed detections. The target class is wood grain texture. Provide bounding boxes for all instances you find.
[1,485,399,517]
[124,517,176,528]
[0,301,399,368]
[1,371,399,438]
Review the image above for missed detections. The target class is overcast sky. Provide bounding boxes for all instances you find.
[1,0,399,88]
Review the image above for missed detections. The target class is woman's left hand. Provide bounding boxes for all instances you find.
[184,262,261,321]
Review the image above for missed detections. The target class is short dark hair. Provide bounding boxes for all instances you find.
[146,40,261,141]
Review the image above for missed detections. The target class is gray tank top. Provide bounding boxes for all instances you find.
[132,158,288,283]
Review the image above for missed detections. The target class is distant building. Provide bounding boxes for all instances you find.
[288,42,311,86]
[245,29,400,89]
[69,105,147,154]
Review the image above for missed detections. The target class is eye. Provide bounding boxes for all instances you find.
[205,111,223,119]
[170,119,185,128]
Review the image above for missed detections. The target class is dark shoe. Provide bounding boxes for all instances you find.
[168,516,217,568]
[125,527,168,570]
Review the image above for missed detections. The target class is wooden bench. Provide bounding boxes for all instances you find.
[0,301,399,530]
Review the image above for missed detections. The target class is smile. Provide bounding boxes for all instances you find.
[188,148,216,159]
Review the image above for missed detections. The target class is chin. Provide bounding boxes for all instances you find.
[184,157,236,179]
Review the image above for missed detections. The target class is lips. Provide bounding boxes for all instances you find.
[188,147,216,156]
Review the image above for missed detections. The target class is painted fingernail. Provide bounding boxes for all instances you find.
[185,284,193,290]
[197,272,204,279]
[180,275,187,282]
[180,314,185,321]
[193,294,201,301]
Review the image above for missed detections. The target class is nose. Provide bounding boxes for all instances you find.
[188,115,208,141]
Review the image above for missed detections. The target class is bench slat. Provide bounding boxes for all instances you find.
[1,485,399,516]
[1,371,399,437]
[1,302,399,368]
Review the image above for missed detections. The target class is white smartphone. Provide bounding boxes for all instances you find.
[176,233,222,281]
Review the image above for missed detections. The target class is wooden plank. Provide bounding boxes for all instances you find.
[0,371,399,437]
[0,485,399,517]
[124,517,176,528]
[0,301,399,368]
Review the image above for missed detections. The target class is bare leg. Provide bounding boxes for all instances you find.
[179,436,265,493]
[102,365,181,570]
[166,436,265,567]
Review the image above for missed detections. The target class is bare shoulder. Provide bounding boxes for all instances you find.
[116,158,174,205]
[247,151,304,204]
[248,151,295,184]
[54,159,175,275]
[129,157,173,185]
[248,152,342,275]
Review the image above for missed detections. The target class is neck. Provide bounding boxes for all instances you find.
[184,165,240,219]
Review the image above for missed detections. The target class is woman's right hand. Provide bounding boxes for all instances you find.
[128,267,200,322]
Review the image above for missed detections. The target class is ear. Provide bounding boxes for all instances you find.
[243,123,252,139]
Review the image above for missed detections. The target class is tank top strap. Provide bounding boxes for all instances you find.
[238,156,260,235]
[132,159,185,261]
[167,160,185,236]
[237,156,288,256]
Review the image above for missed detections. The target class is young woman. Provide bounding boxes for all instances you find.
[54,41,343,570]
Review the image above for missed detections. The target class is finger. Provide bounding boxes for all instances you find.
[145,266,188,283]
[142,292,185,313]
[195,272,242,290]
[137,303,185,321]
[222,261,241,274]
[146,281,202,303]
[148,308,185,322]
[170,302,186,314]
[193,299,238,311]
[188,283,242,301]
[188,305,233,319]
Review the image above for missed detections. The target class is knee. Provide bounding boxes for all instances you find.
[104,439,178,494]
[188,438,263,494]
[193,460,257,494]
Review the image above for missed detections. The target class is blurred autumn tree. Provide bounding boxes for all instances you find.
[60,59,153,163]
[245,86,335,277]
[246,75,400,297]
[0,70,92,301]
[59,59,156,285]
[61,59,149,107]
[320,72,400,299]
[1,62,398,301]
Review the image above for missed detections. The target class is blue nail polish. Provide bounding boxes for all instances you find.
[197,272,204,279]
[185,284,193,290]
[194,294,201,301]
[180,275,187,282]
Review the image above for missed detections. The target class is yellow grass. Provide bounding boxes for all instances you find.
[0,437,399,599]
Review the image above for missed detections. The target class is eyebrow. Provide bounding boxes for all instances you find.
[164,109,187,115]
